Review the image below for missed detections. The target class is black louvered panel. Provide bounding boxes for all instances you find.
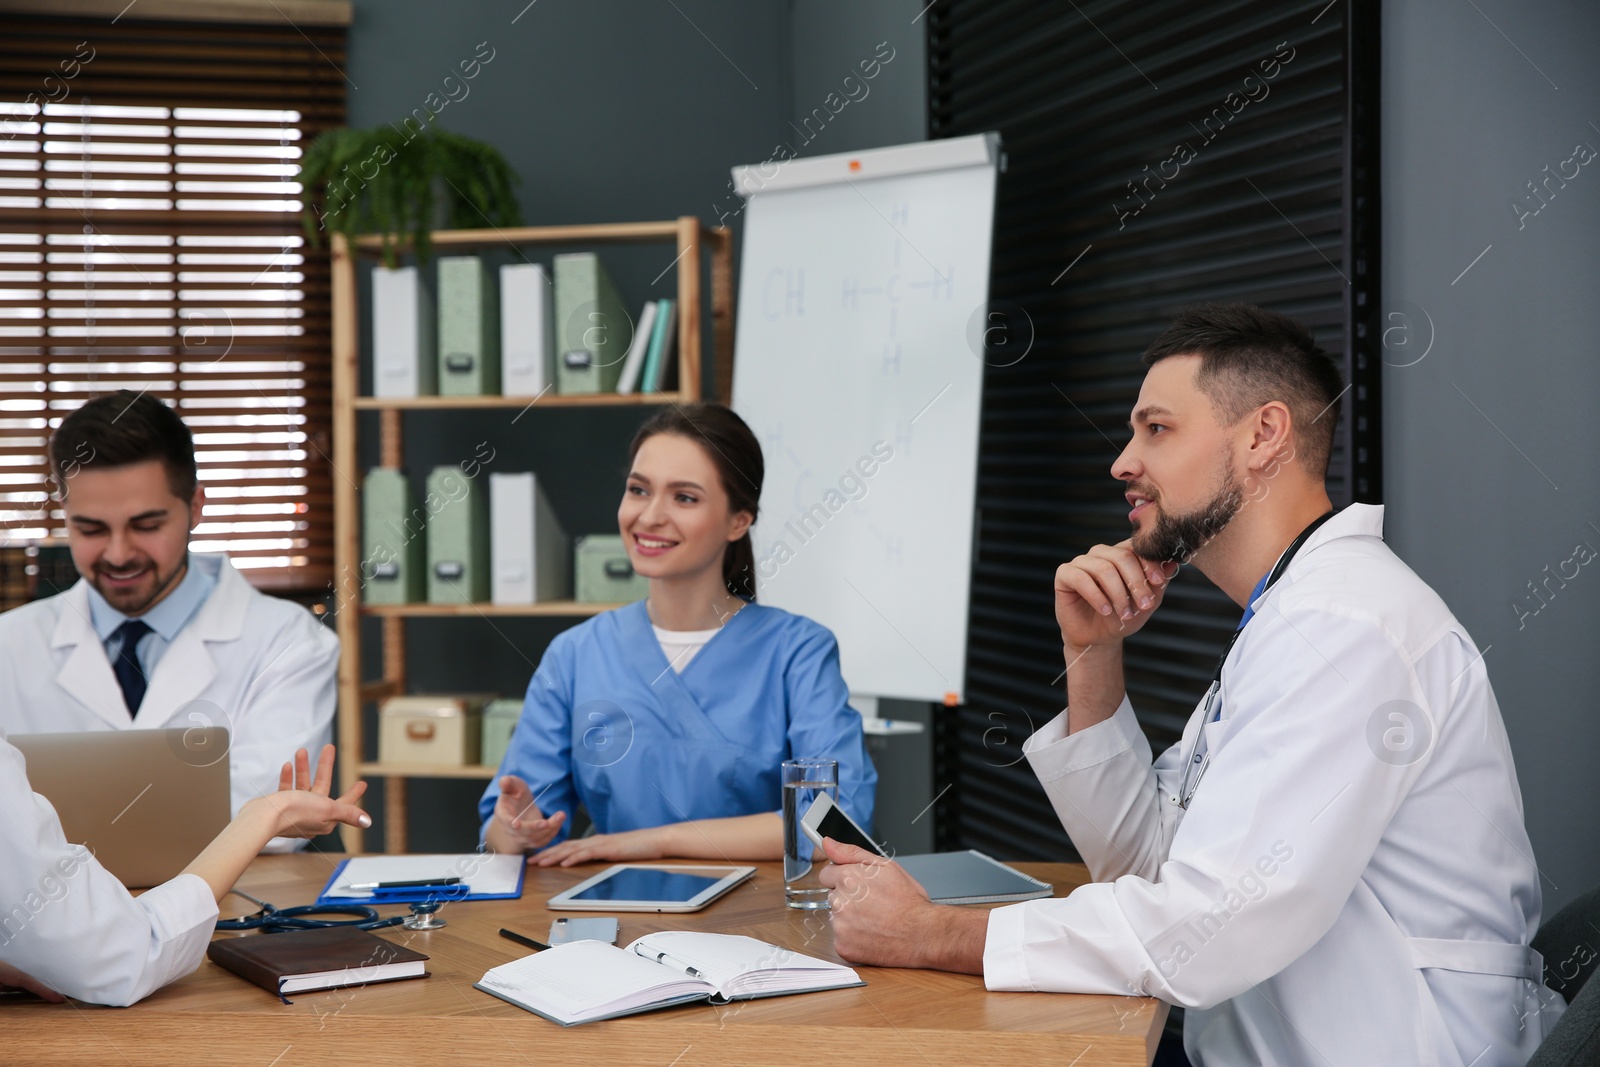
[929,0,1380,858]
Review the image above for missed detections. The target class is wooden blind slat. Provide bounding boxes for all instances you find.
[0,11,343,594]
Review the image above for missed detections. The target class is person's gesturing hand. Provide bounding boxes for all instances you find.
[245,744,369,839]
[491,774,566,853]
[1055,540,1179,652]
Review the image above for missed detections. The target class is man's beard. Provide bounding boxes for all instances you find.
[91,557,186,615]
[1131,461,1245,565]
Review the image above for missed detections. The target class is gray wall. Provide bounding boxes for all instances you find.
[337,1,1599,919]
[343,0,788,850]
[786,0,927,157]
[1382,1,1600,915]
[340,0,928,851]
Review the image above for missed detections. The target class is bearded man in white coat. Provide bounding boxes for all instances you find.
[820,304,1564,1065]
[0,391,337,852]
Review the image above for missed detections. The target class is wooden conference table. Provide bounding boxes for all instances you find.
[7,855,1166,1066]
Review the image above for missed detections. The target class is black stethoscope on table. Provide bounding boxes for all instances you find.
[215,889,408,933]
[1175,509,1335,810]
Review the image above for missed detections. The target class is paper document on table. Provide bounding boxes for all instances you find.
[321,853,524,899]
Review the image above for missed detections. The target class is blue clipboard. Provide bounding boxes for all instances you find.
[314,857,526,907]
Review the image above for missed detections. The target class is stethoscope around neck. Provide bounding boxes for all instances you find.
[1175,510,1335,810]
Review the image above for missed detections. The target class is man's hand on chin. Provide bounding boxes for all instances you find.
[818,837,988,974]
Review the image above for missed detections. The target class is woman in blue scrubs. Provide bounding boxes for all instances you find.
[479,403,876,865]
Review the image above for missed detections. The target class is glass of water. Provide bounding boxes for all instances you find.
[782,757,837,910]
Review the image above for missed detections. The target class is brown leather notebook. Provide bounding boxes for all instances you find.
[208,927,430,996]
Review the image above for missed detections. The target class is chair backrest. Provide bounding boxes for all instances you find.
[1534,885,1600,1004]
[1527,972,1600,1067]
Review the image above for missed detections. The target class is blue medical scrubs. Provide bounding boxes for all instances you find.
[477,600,877,846]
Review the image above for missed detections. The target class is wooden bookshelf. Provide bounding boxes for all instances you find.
[351,393,690,411]
[359,601,622,618]
[357,762,499,779]
[330,218,734,852]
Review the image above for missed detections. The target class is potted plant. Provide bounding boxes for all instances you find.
[298,123,521,265]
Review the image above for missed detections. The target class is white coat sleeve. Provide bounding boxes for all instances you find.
[0,738,217,1006]
[1016,697,1189,883]
[224,615,339,852]
[984,605,1431,1008]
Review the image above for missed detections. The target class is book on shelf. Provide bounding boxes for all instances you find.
[640,298,676,393]
[615,300,658,396]
[475,931,863,1027]
[208,927,430,998]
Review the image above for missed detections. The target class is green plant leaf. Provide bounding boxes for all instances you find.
[298,121,522,265]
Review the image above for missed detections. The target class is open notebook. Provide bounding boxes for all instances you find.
[475,931,864,1026]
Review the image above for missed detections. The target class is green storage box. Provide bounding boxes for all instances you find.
[362,468,424,604]
[481,697,523,769]
[437,255,501,396]
[553,252,629,395]
[574,534,649,604]
[427,464,490,604]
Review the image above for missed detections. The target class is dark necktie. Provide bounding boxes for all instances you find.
[111,619,153,718]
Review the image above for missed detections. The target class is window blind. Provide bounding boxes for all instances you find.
[927,0,1382,856]
[0,13,346,592]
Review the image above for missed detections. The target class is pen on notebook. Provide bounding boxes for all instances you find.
[500,928,550,952]
[348,877,463,890]
[648,949,703,979]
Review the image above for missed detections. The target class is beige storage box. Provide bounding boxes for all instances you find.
[379,694,491,766]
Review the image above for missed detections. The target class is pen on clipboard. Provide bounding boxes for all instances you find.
[499,928,550,952]
[348,877,463,890]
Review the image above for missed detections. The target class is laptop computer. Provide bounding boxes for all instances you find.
[11,728,231,888]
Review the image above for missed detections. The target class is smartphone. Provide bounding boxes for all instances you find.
[548,916,619,946]
[800,792,888,857]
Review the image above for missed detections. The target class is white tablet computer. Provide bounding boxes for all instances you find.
[547,864,756,913]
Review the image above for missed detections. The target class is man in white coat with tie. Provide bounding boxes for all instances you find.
[0,390,337,851]
[820,304,1565,1064]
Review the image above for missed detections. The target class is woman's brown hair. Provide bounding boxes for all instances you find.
[628,403,763,600]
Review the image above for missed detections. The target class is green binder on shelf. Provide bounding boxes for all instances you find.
[361,468,424,605]
[553,252,629,395]
[437,255,501,396]
[426,465,490,603]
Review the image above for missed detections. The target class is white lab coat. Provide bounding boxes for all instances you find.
[0,734,217,1005]
[0,554,337,851]
[983,505,1565,1066]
